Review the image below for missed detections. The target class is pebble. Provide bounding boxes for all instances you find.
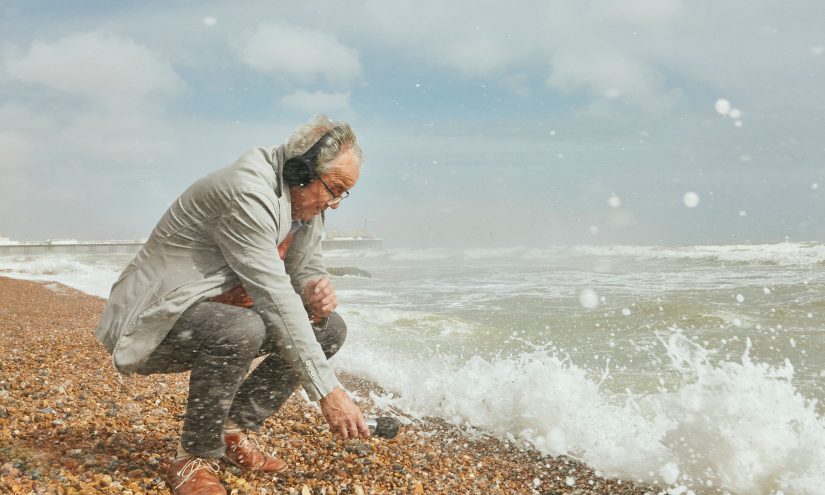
[344,441,372,456]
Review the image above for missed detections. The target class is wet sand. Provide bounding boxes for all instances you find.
[0,276,660,494]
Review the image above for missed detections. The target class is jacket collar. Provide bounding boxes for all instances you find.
[272,144,289,202]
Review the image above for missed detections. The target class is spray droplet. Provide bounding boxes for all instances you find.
[736,294,745,303]
[715,99,731,115]
[608,195,622,208]
[659,462,680,485]
[579,289,600,309]
[683,192,700,208]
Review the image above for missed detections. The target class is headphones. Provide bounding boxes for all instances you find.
[282,131,333,187]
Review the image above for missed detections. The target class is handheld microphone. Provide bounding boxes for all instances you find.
[365,417,401,438]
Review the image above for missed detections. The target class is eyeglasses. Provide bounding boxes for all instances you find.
[319,177,350,206]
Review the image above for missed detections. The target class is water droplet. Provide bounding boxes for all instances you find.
[579,289,600,309]
[683,192,700,208]
[715,99,731,115]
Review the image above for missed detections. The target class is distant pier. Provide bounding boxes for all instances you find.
[0,240,144,256]
[321,237,383,251]
[0,236,382,256]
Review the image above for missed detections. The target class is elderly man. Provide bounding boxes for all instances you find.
[95,116,369,495]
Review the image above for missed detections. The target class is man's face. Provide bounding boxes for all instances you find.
[289,148,360,222]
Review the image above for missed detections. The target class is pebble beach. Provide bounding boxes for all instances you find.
[0,276,661,494]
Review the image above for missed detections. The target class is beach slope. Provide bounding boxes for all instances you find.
[0,277,658,494]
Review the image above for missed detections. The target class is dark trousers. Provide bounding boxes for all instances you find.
[136,302,346,458]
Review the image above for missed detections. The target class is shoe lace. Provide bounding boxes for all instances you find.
[174,457,220,489]
[231,434,253,452]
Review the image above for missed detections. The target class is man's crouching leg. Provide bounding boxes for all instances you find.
[216,312,346,473]
[226,312,348,430]
[137,302,267,494]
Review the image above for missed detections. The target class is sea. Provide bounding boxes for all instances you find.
[2,242,824,495]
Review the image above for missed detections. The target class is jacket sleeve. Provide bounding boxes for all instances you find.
[284,216,330,295]
[211,189,341,401]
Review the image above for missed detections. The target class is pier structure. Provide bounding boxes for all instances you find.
[0,235,382,255]
[0,240,144,256]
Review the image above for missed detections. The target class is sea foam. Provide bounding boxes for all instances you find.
[0,254,123,298]
[334,327,825,494]
[570,242,825,267]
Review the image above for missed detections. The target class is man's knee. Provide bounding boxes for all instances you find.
[317,312,347,359]
[205,303,266,357]
[230,309,267,354]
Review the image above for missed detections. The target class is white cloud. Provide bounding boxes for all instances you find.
[602,0,686,24]
[58,109,178,161]
[280,90,352,115]
[547,50,681,113]
[0,102,54,136]
[235,23,361,84]
[362,2,535,76]
[437,36,519,76]
[0,130,34,170]
[0,103,54,171]
[1,32,185,166]
[4,30,184,107]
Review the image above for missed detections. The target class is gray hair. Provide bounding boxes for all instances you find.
[284,115,364,174]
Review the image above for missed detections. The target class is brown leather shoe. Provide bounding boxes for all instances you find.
[166,457,226,495]
[223,432,287,473]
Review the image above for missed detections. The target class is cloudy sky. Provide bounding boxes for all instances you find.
[1,0,823,247]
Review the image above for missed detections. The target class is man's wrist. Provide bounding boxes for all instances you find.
[320,386,342,403]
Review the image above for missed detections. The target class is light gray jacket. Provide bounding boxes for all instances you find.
[95,145,340,401]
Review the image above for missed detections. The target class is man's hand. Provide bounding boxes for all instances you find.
[303,277,337,319]
[319,387,370,439]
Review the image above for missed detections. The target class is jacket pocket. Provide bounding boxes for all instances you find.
[120,280,163,336]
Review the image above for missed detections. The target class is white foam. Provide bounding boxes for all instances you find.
[461,247,529,259]
[335,331,825,494]
[386,248,455,261]
[341,306,478,342]
[327,243,825,267]
[657,333,825,494]
[0,254,125,297]
[570,243,825,267]
[704,310,757,329]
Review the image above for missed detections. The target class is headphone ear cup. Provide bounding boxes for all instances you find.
[283,130,331,186]
[283,156,314,186]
